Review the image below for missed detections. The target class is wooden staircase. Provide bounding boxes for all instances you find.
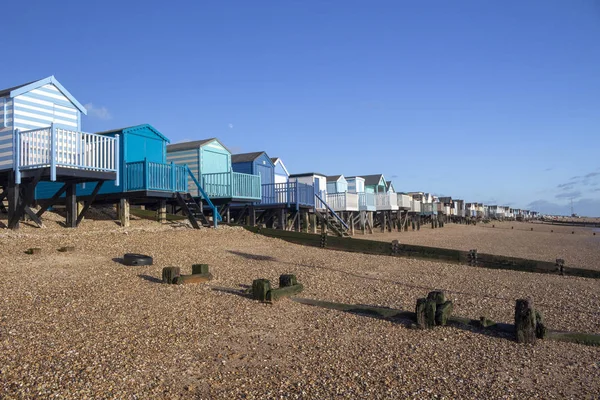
[175,192,211,229]
[314,193,350,237]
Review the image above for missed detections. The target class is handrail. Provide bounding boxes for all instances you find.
[186,166,222,224]
[15,124,118,183]
[315,192,349,230]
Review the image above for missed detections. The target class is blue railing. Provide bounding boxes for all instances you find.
[15,124,119,184]
[202,171,261,200]
[261,182,315,208]
[186,166,222,226]
[125,160,188,192]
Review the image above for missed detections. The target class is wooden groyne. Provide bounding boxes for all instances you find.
[244,227,600,279]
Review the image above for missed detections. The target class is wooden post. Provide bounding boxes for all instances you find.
[65,183,77,228]
[279,208,286,230]
[250,206,256,227]
[7,179,19,230]
[515,298,537,344]
[162,267,181,284]
[360,211,365,235]
[158,200,167,223]
[350,212,355,236]
[77,201,85,223]
[311,213,317,234]
[119,198,130,227]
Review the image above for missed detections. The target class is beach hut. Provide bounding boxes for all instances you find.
[0,76,118,228]
[326,175,358,212]
[363,174,398,210]
[232,152,275,188]
[36,124,186,197]
[326,175,348,193]
[167,139,261,202]
[35,124,220,228]
[453,199,465,217]
[346,176,375,212]
[271,157,289,184]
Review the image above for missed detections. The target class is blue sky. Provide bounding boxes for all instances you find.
[3,1,600,215]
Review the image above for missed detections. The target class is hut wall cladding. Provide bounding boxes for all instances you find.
[167,148,199,195]
[232,153,274,186]
[347,177,365,193]
[0,96,13,170]
[0,83,81,171]
[327,177,348,193]
[167,140,232,196]
[274,162,288,184]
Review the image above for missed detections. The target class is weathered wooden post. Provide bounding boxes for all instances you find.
[158,200,167,223]
[192,263,210,275]
[119,198,130,227]
[514,298,536,344]
[252,279,271,302]
[162,267,181,284]
[279,274,297,287]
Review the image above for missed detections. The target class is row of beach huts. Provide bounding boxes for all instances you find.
[0,76,538,233]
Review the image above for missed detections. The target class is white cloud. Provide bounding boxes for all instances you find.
[84,103,112,120]
[228,123,234,129]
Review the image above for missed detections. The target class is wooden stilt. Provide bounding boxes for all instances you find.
[311,213,317,233]
[75,181,104,226]
[119,198,130,227]
[7,179,19,230]
[77,201,85,223]
[158,200,167,223]
[65,183,77,228]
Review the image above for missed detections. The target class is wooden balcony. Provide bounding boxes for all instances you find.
[358,192,376,211]
[125,160,188,192]
[397,194,412,209]
[261,182,315,208]
[375,192,398,211]
[202,171,261,201]
[326,192,359,212]
[16,125,118,183]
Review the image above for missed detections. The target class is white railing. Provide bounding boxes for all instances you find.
[358,192,376,211]
[326,192,359,211]
[397,194,412,209]
[411,199,422,213]
[375,192,398,210]
[15,124,119,183]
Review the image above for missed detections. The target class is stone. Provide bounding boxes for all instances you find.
[479,316,496,328]
[515,298,537,344]
[162,267,181,284]
[25,248,42,255]
[58,246,75,253]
